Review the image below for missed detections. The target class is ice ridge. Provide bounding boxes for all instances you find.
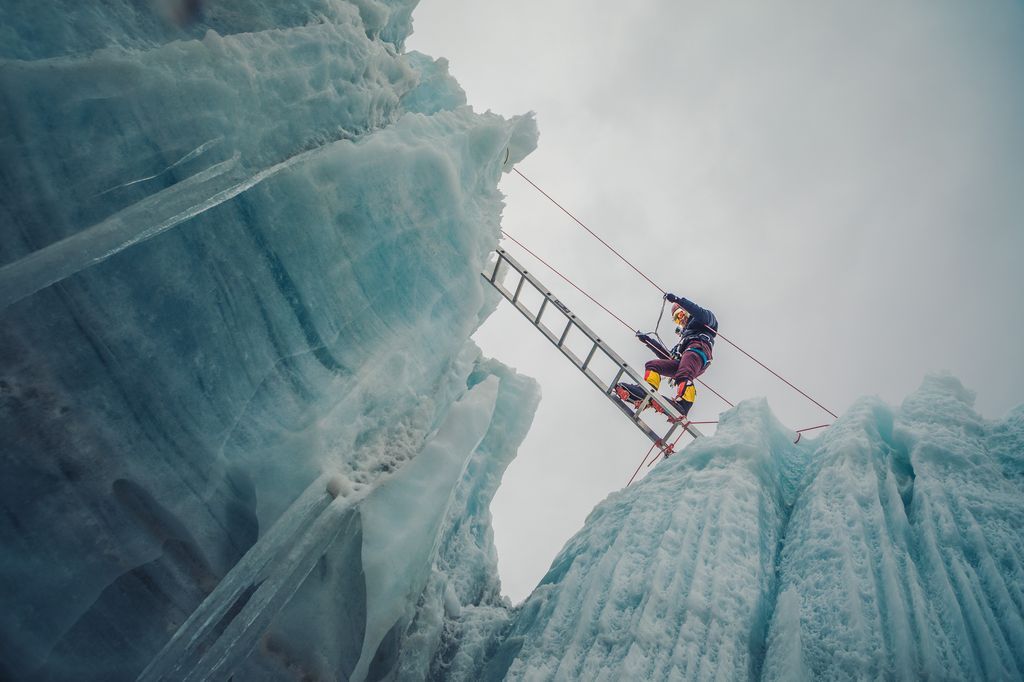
[0,0,539,678]
[2,0,1022,679]
[461,375,1024,681]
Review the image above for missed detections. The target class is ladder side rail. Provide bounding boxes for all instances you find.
[488,264,623,377]
[581,346,699,435]
[490,251,581,348]
[608,393,669,443]
[498,248,624,360]
[609,366,627,391]
[500,254,705,441]
[484,247,703,446]
[494,249,644,379]
[484,269,657,439]
[601,363,652,420]
[493,272,701,443]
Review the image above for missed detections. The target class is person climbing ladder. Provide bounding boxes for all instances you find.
[649,293,718,411]
[616,293,718,417]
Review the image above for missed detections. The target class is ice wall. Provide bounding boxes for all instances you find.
[0,1,538,679]
[478,399,801,680]
[764,376,1024,680]
[465,376,1024,681]
[4,1,1022,681]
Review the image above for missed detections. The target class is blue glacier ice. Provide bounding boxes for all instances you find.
[1,0,538,678]
[477,378,1024,680]
[2,1,1023,681]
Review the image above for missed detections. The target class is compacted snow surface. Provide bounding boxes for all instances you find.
[1,1,1022,680]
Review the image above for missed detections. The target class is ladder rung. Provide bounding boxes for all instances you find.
[581,341,599,371]
[535,297,549,324]
[480,248,703,454]
[557,319,573,347]
[489,254,503,282]
[512,273,527,303]
[514,300,535,320]
[609,366,626,392]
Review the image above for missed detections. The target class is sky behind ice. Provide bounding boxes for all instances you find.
[407,0,1024,602]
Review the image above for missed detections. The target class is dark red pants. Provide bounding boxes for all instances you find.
[645,343,711,385]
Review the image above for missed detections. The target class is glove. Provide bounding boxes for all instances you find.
[664,293,680,304]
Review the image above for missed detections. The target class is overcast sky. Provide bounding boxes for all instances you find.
[407,0,1024,602]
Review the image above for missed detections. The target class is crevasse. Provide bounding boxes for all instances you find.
[1,1,1021,681]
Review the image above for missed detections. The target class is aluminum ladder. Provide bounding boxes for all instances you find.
[482,247,702,456]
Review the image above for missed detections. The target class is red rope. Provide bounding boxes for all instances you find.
[500,230,634,331]
[628,441,659,486]
[513,169,666,293]
[653,428,688,465]
[505,174,843,481]
[512,169,836,421]
[694,379,734,408]
[714,331,838,419]
[500,230,736,410]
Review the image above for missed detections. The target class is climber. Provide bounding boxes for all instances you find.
[644,294,718,414]
[613,294,717,418]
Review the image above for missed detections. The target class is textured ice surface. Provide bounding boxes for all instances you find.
[479,398,800,681]
[0,1,537,679]
[466,376,1024,681]
[3,1,1022,680]
[354,375,499,680]
[763,376,1024,680]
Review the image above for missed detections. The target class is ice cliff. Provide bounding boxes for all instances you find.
[2,2,1022,681]
[476,377,1024,681]
[1,0,537,679]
